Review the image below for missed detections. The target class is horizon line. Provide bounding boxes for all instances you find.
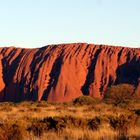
[0,42,140,49]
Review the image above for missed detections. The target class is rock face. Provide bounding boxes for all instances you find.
[0,43,140,102]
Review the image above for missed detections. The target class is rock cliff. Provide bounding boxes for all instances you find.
[0,43,140,102]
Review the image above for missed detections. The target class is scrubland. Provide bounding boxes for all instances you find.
[0,96,139,140]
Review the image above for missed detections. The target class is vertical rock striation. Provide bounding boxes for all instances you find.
[0,43,139,102]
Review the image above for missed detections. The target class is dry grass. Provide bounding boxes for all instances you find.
[0,99,139,140]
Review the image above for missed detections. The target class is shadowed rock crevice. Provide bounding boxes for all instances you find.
[41,56,63,100]
[81,48,102,95]
[117,48,124,62]
[2,51,22,85]
[115,57,140,85]
[1,50,25,101]
[28,48,48,94]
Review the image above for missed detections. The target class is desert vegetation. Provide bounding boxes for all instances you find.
[0,84,139,140]
[104,84,137,105]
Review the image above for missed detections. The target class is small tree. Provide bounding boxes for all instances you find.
[104,84,135,105]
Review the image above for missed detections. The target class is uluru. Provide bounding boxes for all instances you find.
[0,43,140,102]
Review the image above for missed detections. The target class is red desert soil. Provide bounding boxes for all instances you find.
[0,43,140,102]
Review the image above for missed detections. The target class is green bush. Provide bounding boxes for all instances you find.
[73,96,100,105]
[104,84,135,105]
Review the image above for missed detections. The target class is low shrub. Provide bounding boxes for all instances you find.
[61,116,87,128]
[108,114,137,137]
[73,96,100,105]
[104,84,135,106]
[41,117,66,131]
[28,116,92,137]
[0,123,24,140]
[88,117,101,130]
[0,106,13,112]
[28,117,67,137]
[28,107,41,112]
[27,121,47,137]
[36,101,50,107]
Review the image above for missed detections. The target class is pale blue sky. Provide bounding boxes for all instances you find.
[0,0,140,48]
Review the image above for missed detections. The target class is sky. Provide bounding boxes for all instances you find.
[0,0,140,48]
